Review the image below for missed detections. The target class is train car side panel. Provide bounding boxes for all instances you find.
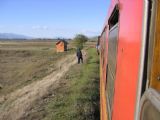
[112,1,143,120]
[100,28,108,120]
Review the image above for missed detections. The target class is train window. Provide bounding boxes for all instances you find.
[106,4,119,116]
[108,4,119,30]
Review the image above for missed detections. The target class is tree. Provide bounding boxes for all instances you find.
[73,34,88,49]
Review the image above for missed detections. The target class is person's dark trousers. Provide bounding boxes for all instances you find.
[78,57,83,64]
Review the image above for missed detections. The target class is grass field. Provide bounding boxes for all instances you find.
[48,48,100,120]
[0,41,100,120]
[0,41,73,95]
[22,48,100,120]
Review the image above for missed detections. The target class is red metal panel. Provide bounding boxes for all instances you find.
[112,0,143,120]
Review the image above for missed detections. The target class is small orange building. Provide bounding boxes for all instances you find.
[56,40,68,52]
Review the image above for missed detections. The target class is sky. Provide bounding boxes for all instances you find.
[0,0,110,38]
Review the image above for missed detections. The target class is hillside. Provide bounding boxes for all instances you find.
[0,33,33,40]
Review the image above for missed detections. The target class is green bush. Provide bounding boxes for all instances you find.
[73,34,88,49]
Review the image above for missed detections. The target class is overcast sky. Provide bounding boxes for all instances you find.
[0,0,110,38]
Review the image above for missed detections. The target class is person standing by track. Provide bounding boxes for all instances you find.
[76,48,83,64]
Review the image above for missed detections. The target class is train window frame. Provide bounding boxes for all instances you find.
[106,3,120,120]
[108,4,119,30]
[136,0,160,119]
[147,0,160,91]
[141,0,160,96]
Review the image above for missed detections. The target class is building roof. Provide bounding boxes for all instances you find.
[56,40,68,45]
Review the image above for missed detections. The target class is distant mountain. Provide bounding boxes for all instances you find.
[0,33,33,40]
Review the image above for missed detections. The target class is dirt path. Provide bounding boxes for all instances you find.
[0,53,79,120]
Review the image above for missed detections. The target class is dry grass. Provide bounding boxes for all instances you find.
[20,48,100,120]
[0,54,77,120]
[0,41,99,120]
[0,41,73,95]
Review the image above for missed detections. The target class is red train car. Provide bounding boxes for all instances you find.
[100,0,160,120]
